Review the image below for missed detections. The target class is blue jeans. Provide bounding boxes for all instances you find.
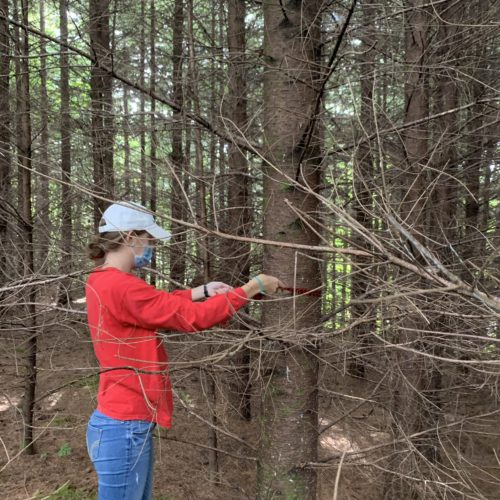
[86,409,156,500]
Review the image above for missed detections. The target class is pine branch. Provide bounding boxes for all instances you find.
[0,13,264,158]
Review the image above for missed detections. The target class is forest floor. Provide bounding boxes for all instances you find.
[1,306,499,499]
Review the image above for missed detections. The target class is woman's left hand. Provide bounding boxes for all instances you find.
[206,281,233,296]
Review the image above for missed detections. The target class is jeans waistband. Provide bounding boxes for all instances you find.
[91,409,156,427]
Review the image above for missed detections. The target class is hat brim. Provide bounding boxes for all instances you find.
[144,223,172,241]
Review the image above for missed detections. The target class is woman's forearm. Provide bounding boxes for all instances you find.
[241,279,260,299]
[191,280,260,301]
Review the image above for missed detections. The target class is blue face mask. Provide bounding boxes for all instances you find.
[134,245,154,268]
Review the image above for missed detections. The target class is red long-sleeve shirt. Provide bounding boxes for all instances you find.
[85,266,248,427]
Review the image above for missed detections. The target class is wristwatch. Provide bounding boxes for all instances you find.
[203,284,209,298]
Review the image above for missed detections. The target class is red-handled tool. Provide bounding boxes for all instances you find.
[253,287,322,300]
[281,287,322,297]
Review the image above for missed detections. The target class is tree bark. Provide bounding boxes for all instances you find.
[149,0,157,286]
[58,0,72,304]
[169,0,187,285]
[187,0,210,279]
[225,0,250,285]
[463,52,487,262]
[258,1,323,497]
[139,0,146,207]
[186,0,217,481]
[385,2,431,497]
[90,0,114,227]
[16,0,37,454]
[0,0,10,284]
[420,0,462,474]
[221,0,252,420]
[36,0,50,274]
[349,0,377,378]
[123,81,131,195]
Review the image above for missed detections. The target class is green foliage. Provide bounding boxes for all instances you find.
[50,415,78,427]
[74,374,99,394]
[257,465,309,500]
[57,442,72,457]
[36,482,96,500]
[483,343,497,354]
[280,182,295,192]
[177,389,193,406]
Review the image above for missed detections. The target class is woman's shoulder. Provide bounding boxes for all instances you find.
[86,268,153,307]
[87,267,144,290]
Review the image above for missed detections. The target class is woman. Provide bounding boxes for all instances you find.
[85,202,283,500]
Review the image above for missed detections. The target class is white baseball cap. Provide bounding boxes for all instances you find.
[98,202,171,240]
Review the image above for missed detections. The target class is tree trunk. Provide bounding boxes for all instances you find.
[258,1,322,497]
[123,81,131,195]
[58,0,72,304]
[349,0,377,379]
[36,0,50,274]
[385,2,431,497]
[207,9,219,482]
[186,0,217,481]
[224,0,252,420]
[187,0,210,278]
[139,0,146,207]
[463,65,487,263]
[16,0,37,454]
[169,0,187,285]
[149,0,157,285]
[0,0,10,284]
[225,0,250,282]
[421,0,461,472]
[90,0,114,227]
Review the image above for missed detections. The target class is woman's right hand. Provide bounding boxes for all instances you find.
[242,274,286,298]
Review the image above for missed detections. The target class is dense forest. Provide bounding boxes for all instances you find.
[0,0,499,498]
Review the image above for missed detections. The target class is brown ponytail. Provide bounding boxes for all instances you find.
[86,229,151,261]
[86,232,125,261]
